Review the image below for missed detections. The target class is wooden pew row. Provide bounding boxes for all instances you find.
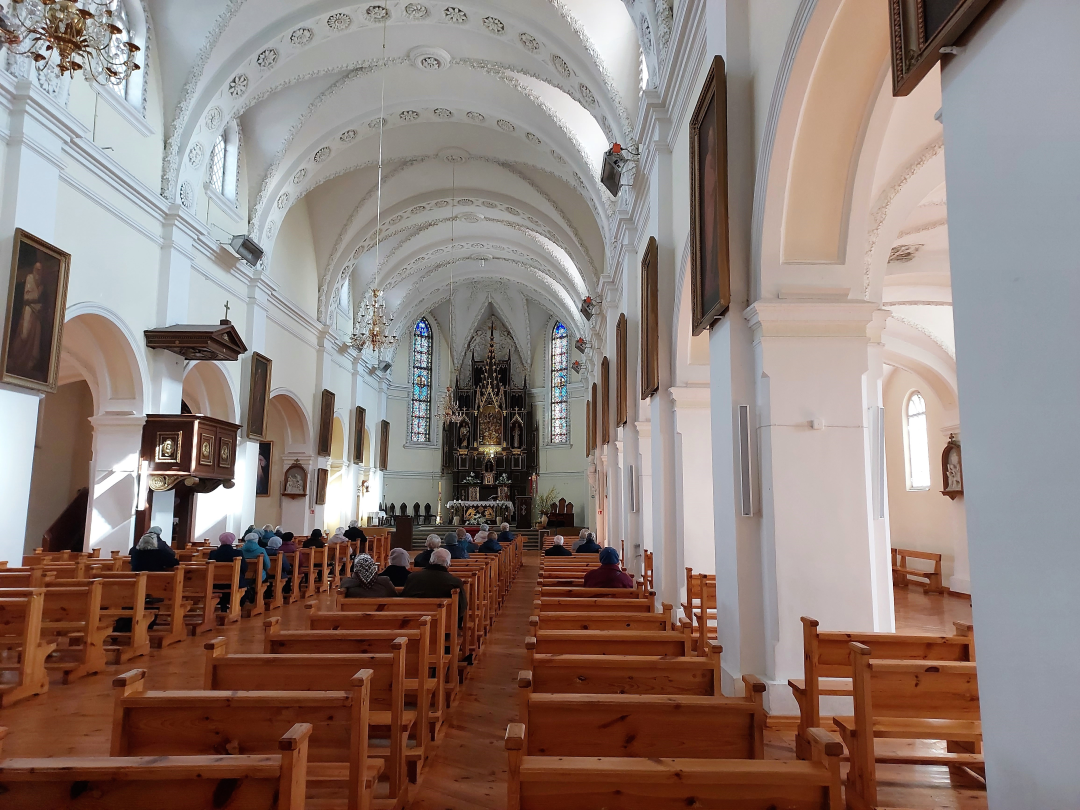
[790,615,976,759]
[891,547,945,594]
[0,592,55,706]
[836,643,982,810]
[0,723,312,810]
[524,629,694,670]
[534,597,658,614]
[204,636,411,804]
[49,574,151,664]
[112,668,382,810]
[529,605,674,632]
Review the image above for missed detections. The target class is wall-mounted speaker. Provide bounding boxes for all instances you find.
[738,405,753,517]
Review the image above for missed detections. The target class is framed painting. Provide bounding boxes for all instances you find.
[378,420,390,470]
[282,462,307,497]
[315,467,329,506]
[585,400,592,456]
[616,313,627,427]
[256,441,273,497]
[246,352,272,439]
[890,0,997,96]
[590,383,597,453]
[316,389,335,457]
[601,356,610,446]
[353,405,366,465]
[689,55,731,336]
[640,237,659,398]
[1,229,71,393]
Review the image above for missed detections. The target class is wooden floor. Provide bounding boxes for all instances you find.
[0,560,985,809]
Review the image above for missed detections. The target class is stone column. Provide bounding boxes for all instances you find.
[671,386,714,579]
[86,415,146,556]
[747,301,884,712]
[940,1,1080,803]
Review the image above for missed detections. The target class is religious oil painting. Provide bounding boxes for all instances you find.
[354,406,367,465]
[256,441,273,497]
[689,55,731,335]
[315,467,328,505]
[317,388,335,457]
[1,229,71,393]
[246,352,272,439]
[282,462,307,497]
[640,237,659,399]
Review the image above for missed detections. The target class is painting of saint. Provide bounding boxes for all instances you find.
[256,441,273,497]
[458,418,470,448]
[246,353,272,439]
[1,230,71,393]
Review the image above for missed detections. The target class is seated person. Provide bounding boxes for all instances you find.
[278,532,298,555]
[128,525,177,561]
[266,535,292,574]
[302,529,326,548]
[414,534,442,568]
[576,532,602,553]
[343,520,368,552]
[477,530,504,553]
[571,529,589,552]
[496,522,515,545]
[443,529,470,560]
[131,531,179,572]
[240,532,271,604]
[544,535,572,557]
[207,532,245,609]
[402,548,468,623]
[583,547,634,589]
[379,547,412,587]
[340,553,397,598]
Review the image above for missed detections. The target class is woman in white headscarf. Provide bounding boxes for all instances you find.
[380,547,412,587]
[340,553,397,598]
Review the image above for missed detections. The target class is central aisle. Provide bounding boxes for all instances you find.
[406,554,539,810]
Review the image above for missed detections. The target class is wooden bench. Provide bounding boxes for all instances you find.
[204,636,410,803]
[241,556,267,619]
[263,551,287,611]
[178,563,219,635]
[537,586,651,602]
[51,573,151,664]
[789,615,976,759]
[299,545,330,599]
[111,668,382,810]
[212,557,243,625]
[264,616,433,758]
[528,607,674,632]
[0,723,312,809]
[0,583,109,683]
[524,629,692,669]
[534,597,657,614]
[0,569,51,589]
[506,725,843,810]
[834,643,982,810]
[0,592,55,705]
[891,547,945,594]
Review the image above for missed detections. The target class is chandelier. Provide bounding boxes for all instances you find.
[437,163,465,425]
[476,320,506,457]
[0,0,141,84]
[350,288,397,357]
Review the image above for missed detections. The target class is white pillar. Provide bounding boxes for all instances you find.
[747,301,885,712]
[86,414,145,556]
[864,311,895,631]
[671,386,714,578]
[940,2,1080,804]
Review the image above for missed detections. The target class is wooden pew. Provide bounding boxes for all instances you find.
[50,574,151,664]
[264,618,433,765]
[283,551,302,604]
[111,668,381,810]
[789,616,977,759]
[0,583,109,683]
[212,557,243,625]
[0,592,55,705]
[179,563,219,635]
[524,629,693,669]
[299,545,329,599]
[204,637,410,804]
[0,569,51,589]
[241,556,267,619]
[143,568,191,647]
[506,724,843,810]
[0,723,312,810]
[835,643,982,810]
[263,551,286,611]
[534,597,657,614]
[537,586,651,602]
[891,547,945,594]
[529,608,674,632]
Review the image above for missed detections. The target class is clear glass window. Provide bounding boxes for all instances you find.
[207,133,226,196]
[905,392,931,490]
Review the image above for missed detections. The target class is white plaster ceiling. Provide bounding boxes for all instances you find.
[149,0,647,341]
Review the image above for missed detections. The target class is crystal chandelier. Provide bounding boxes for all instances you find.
[437,163,464,425]
[0,0,141,84]
[351,287,397,356]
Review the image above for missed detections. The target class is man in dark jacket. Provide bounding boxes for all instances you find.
[477,532,503,553]
[544,535,572,556]
[496,522,515,546]
[343,520,367,551]
[402,548,468,621]
[443,529,470,559]
[576,532,602,553]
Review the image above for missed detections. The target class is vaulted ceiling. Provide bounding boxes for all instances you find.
[147,0,655,358]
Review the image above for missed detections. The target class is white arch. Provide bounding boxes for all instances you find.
[267,388,313,450]
[60,304,149,416]
[182,361,240,423]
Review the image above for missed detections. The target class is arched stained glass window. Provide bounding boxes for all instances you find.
[409,319,433,442]
[905,392,931,490]
[550,322,569,444]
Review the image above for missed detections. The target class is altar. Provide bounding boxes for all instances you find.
[447,500,514,526]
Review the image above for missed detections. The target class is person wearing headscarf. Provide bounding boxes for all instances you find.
[402,548,467,622]
[241,532,271,583]
[572,528,589,552]
[576,532,602,554]
[497,522,515,545]
[207,532,247,606]
[259,524,276,547]
[583,547,634,589]
[544,535,572,557]
[131,532,179,572]
[343,519,368,551]
[468,531,484,552]
[380,547,412,587]
[340,553,397,598]
[278,531,298,555]
[302,529,325,548]
[274,526,284,538]
[444,529,470,560]
[477,530,504,554]
[266,534,292,574]
[329,527,348,544]
[414,534,442,568]
[129,525,177,561]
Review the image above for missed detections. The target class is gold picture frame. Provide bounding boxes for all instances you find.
[353,406,366,465]
[246,352,272,440]
[315,467,329,505]
[890,0,997,96]
[317,389,335,457]
[1,229,72,393]
[640,237,659,399]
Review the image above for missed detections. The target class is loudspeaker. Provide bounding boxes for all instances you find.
[738,405,753,517]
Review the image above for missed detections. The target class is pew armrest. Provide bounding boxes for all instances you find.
[112,668,146,688]
[505,723,525,751]
[279,722,313,750]
[807,727,844,760]
[524,636,536,651]
[517,670,532,689]
[742,674,767,695]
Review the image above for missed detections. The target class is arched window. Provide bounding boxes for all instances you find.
[550,322,569,444]
[206,121,239,202]
[409,319,433,443]
[905,392,931,490]
[104,0,146,109]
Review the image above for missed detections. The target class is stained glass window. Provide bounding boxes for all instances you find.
[409,318,433,442]
[208,134,226,196]
[905,392,931,490]
[550,322,569,443]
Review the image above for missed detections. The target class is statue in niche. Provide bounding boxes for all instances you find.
[458,419,470,448]
[511,421,522,448]
[941,437,964,500]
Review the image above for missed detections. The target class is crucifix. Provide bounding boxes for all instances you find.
[223,301,231,321]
